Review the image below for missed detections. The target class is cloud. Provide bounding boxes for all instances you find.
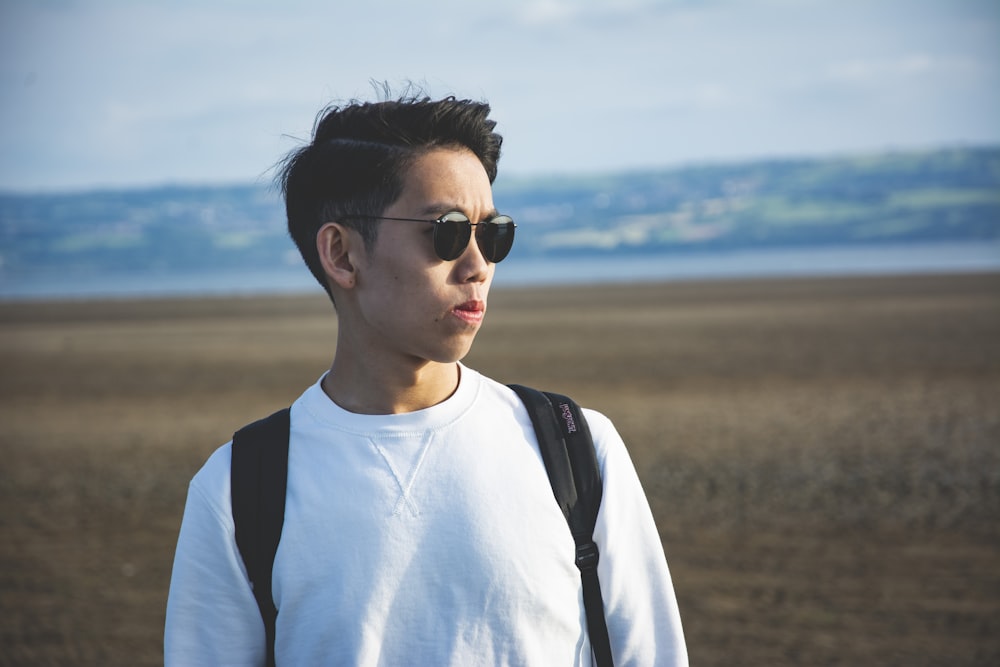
[1,0,999,190]
[827,54,942,83]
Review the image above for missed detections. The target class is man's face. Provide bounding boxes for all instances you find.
[347,146,498,367]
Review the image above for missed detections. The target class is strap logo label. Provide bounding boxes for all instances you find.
[559,403,577,434]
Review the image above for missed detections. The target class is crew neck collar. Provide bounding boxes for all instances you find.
[297,363,481,436]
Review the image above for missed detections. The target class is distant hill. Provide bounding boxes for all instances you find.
[495,146,1000,257]
[1,146,998,279]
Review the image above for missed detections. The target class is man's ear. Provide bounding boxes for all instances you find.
[317,222,363,290]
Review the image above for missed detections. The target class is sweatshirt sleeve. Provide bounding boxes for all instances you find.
[585,409,689,667]
[164,443,268,667]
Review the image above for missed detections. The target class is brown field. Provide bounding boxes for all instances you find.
[1,272,998,666]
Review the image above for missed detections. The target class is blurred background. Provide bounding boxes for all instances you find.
[1,1,998,665]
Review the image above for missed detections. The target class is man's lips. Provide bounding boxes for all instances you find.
[452,300,486,324]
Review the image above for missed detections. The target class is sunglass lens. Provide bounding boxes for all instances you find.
[433,214,472,261]
[476,216,516,263]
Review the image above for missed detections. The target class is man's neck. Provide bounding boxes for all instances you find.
[321,357,461,415]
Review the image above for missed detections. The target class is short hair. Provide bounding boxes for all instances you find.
[277,95,504,298]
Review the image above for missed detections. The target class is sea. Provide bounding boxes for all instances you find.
[1,241,998,301]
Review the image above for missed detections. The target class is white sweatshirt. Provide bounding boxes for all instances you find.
[165,365,687,666]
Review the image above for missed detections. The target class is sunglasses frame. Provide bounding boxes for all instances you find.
[341,211,516,263]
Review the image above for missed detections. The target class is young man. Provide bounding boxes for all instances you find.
[165,95,687,666]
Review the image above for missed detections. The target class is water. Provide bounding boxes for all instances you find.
[498,241,1000,287]
[1,241,998,301]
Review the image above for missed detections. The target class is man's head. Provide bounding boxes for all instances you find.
[278,95,504,299]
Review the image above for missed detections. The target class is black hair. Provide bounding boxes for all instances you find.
[277,94,503,298]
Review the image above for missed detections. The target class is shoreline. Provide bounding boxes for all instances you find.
[3,239,999,303]
[1,268,998,313]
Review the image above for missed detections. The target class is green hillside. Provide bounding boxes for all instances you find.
[1,146,997,277]
[495,147,1000,256]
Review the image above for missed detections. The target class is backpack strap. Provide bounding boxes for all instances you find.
[231,407,290,667]
[508,384,615,667]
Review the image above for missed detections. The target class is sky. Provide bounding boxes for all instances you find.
[1,0,998,193]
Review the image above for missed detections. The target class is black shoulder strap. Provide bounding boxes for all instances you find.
[231,407,290,667]
[508,384,615,667]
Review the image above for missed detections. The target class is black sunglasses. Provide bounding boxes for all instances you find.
[344,211,516,263]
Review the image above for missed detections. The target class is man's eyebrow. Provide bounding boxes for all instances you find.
[418,203,500,220]
[418,203,450,216]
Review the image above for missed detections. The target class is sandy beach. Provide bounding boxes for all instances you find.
[1,272,998,666]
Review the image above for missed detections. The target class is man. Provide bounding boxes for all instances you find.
[165,94,687,666]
